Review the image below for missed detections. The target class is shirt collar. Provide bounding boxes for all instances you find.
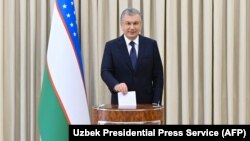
[124,35,139,46]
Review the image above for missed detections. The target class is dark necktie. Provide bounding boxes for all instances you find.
[129,41,137,69]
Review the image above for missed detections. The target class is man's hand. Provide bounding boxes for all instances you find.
[114,82,128,94]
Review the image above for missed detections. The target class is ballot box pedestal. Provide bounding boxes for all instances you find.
[92,104,164,125]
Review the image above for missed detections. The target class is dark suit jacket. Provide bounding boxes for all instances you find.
[101,34,163,105]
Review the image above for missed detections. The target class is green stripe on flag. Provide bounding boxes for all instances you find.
[38,68,68,141]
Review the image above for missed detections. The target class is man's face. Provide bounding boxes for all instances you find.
[120,14,142,40]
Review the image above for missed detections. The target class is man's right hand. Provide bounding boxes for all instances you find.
[114,82,128,94]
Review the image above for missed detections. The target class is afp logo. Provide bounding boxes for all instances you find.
[222,129,246,138]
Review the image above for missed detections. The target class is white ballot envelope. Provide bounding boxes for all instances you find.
[118,91,137,108]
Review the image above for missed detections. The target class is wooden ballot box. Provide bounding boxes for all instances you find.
[92,104,164,125]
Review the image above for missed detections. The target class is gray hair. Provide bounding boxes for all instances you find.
[120,8,143,22]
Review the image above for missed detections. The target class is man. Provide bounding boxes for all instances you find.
[101,8,163,105]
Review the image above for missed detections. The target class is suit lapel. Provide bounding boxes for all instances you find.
[118,35,134,71]
[137,35,146,71]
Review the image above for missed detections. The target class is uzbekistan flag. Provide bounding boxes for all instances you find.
[38,0,90,140]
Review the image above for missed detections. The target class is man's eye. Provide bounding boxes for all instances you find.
[134,22,139,25]
[124,22,140,26]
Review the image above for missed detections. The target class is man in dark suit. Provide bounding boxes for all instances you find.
[101,8,163,105]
